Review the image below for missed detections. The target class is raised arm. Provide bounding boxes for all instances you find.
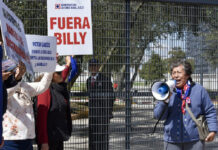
[154,101,169,120]
[36,89,51,146]
[61,56,71,81]
[24,72,53,97]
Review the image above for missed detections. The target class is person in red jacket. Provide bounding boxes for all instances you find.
[36,56,73,150]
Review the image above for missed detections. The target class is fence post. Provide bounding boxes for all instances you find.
[125,0,131,149]
[200,43,203,86]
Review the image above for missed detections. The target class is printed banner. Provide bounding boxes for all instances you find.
[2,59,17,72]
[0,0,33,74]
[47,0,93,55]
[26,35,57,72]
[0,45,3,143]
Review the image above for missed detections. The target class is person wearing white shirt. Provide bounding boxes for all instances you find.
[0,65,53,150]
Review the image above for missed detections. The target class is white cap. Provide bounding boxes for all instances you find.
[55,64,65,72]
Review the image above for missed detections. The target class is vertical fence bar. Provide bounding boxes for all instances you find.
[200,43,203,85]
[125,0,131,149]
[2,1,218,149]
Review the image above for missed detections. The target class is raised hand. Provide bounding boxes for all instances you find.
[15,61,26,81]
[65,56,71,67]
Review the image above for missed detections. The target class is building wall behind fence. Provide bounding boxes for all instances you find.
[3,0,218,149]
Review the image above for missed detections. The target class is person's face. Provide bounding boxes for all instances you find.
[89,65,99,75]
[171,65,190,89]
[52,72,63,83]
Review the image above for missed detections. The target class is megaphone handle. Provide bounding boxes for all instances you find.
[165,93,172,102]
[152,104,168,134]
[165,98,170,103]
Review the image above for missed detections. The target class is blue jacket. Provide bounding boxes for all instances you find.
[154,83,217,143]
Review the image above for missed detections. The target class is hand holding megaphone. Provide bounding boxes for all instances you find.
[151,80,176,101]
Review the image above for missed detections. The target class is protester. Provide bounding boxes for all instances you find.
[86,58,115,150]
[36,56,73,150]
[0,62,54,150]
[154,59,217,150]
[1,29,24,148]
[2,61,25,113]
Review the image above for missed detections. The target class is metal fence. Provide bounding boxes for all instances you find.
[3,0,218,149]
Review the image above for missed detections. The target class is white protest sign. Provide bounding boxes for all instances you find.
[26,35,57,72]
[0,0,33,74]
[47,0,93,55]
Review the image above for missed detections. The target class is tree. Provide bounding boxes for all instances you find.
[4,0,216,91]
[168,47,186,62]
[164,47,195,73]
[139,52,166,84]
[186,25,218,73]
[202,29,218,69]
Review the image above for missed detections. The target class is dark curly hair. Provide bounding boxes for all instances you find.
[170,59,193,82]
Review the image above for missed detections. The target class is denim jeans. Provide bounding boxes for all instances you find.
[164,140,205,150]
[0,139,33,150]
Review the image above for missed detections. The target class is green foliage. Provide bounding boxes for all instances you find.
[202,29,218,69]
[71,82,87,91]
[139,48,195,83]
[164,47,195,73]
[5,0,47,35]
[139,52,166,83]
[3,0,216,90]
[70,101,125,120]
[168,47,186,62]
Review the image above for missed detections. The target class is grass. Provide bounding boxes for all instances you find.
[133,82,145,86]
[70,102,125,120]
[71,83,87,91]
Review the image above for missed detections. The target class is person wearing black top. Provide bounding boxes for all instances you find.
[86,59,115,150]
[36,61,73,150]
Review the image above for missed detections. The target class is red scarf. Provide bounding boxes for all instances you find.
[176,81,191,114]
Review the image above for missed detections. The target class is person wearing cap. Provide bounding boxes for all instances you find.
[86,58,115,150]
[0,63,54,150]
[36,56,73,150]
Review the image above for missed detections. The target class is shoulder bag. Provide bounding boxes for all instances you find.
[186,103,209,140]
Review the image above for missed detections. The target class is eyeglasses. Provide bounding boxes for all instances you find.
[56,71,62,75]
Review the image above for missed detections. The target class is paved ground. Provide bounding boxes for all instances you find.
[34,103,218,150]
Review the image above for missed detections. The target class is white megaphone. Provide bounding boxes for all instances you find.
[151,80,176,101]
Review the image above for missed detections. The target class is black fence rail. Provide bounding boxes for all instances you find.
[3,0,218,149]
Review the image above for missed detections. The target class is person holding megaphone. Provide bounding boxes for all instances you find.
[153,59,217,150]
